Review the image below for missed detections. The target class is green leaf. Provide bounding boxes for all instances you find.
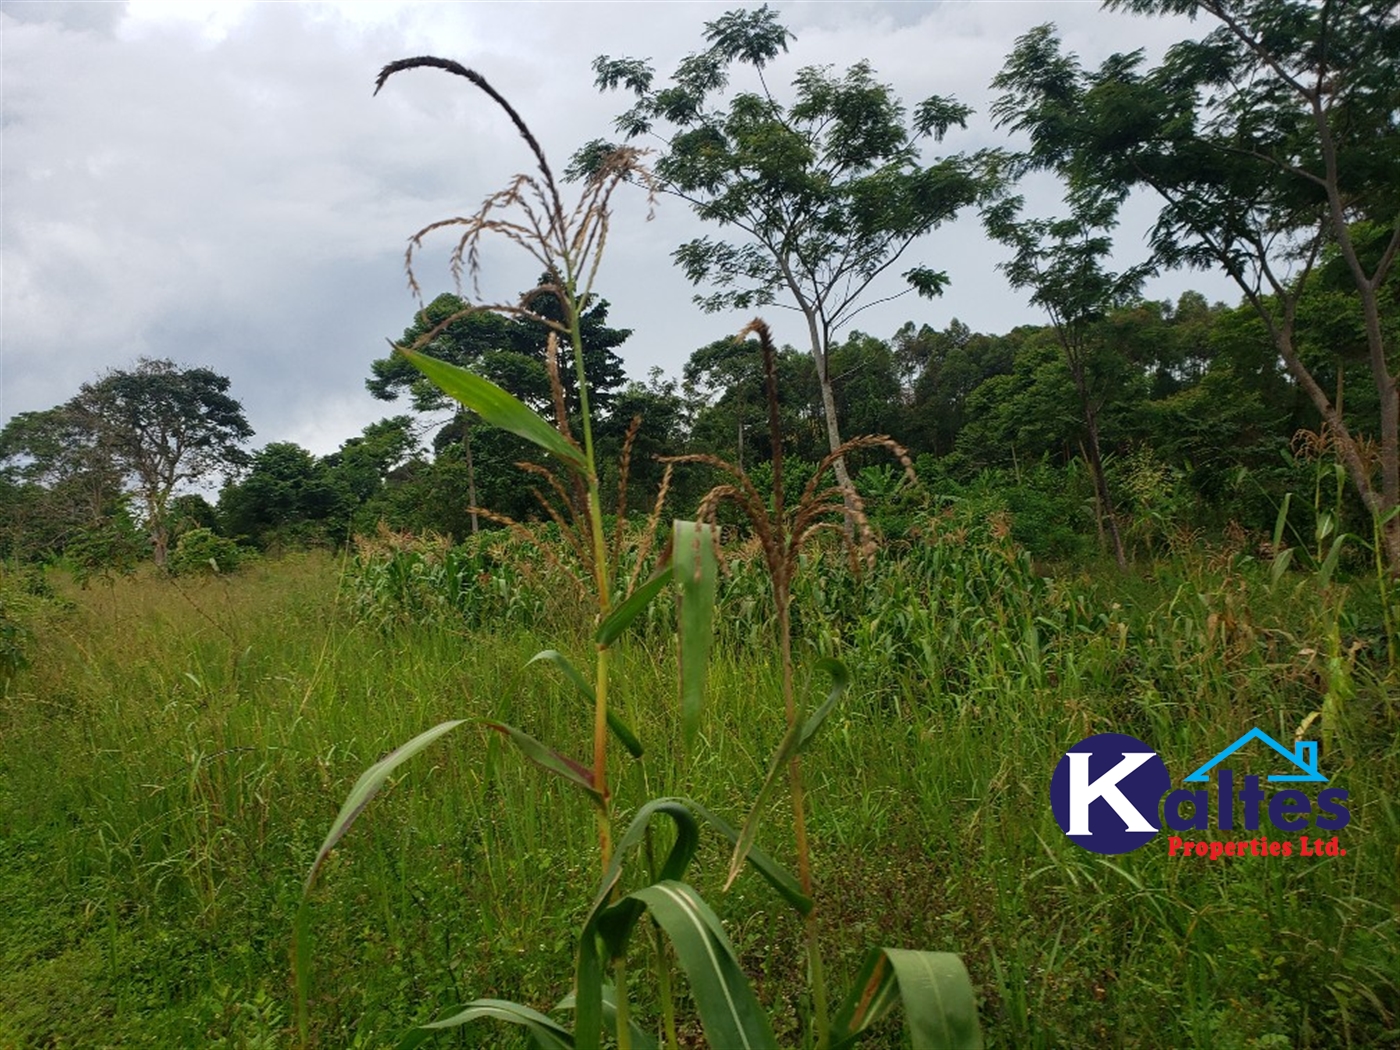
[1316,534,1350,589]
[595,567,670,646]
[296,719,468,1042]
[396,999,575,1050]
[674,520,719,746]
[555,986,660,1050]
[831,948,982,1050]
[482,721,605,809]
[304,719,468,894]
[724,659,850,891]
[622,881,778,1050]
[798,657,851,750]
[575,799,701,1049]
[400,348,587,472]
[681,797,812,916]
[528,649,644,758]
[1272,491,1292,552]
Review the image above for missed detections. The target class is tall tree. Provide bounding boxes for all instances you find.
[992,6,1400,571]
[897,319,1019,457]
[577,4,991,523]
[684,335,822,467]
[218,442,340,549]
[368,285,630,533]
[42,359,252,565]
[983,194,1154,569]
[0,403,124,556]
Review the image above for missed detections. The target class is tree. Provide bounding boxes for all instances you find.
[897,319,1018,457]
[596,369,691,510]
[578,4,992,523]
[992,6,1400,571]
[368,285,630,533]
[0,403,123,557]
[73,359,253,565]
[826,331,902,446]
[983,194,1154,568]
[683,334,823,467]
[219,442,340,549]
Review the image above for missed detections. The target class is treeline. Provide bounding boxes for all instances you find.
[3,1,1396,575]
[2,268,1381,571]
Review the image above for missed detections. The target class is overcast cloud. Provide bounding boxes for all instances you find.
[2,1,1238,458]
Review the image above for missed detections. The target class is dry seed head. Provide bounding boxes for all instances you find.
[544,333,573,440]
[612,414,644,575]
[628,462,673,595]
[377,55,655,352]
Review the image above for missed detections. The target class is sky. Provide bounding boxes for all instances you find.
[1,0,1240,460]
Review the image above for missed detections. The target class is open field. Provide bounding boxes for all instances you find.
[1,541,1397,1048]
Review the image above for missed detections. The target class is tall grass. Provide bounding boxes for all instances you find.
[2,528,1396,1046]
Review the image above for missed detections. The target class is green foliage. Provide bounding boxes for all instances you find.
[343,528,562,633]
[582,4,995,497]
[74,359,254,563]
[2,536,1398,1047]
[0,595,32,686]
[65,498,148,587]
[0,404,125,561]
[168,527,248,576]
[369,286,631,421]
[992,7,1400,570]
[219,442,339,549]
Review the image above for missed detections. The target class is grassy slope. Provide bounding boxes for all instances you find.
[0,550,1396,1048]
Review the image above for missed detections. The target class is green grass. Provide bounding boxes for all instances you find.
[1,546,1396,1047]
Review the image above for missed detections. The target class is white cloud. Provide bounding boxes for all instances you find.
[1,0,1241,458]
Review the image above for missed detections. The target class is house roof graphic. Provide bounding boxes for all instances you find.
[1182,727,1328,783]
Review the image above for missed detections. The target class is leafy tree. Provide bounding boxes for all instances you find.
[70,359,253,565]
[992,6,1400,571]
[983,194,1154,568]
[897,319,1018,457]
[168,494,220,542]
[957,333,1083,467]
[684,335,823,467]
[368,286,630,533]
[579,4,992,521]
[595,369,690,512]
[3,362,251,565]
[0,403,124,557]
[324,417,419,504]
[66,497,148,588]
[826,331,902,448]
[218,442,340,549]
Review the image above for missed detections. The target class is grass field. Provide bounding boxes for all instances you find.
[1,540,1396,1048]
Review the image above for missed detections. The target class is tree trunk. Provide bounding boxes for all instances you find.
[736,401,744,472]
[462,412,479,536]
[1312,95,1400,574]
[1269,323,1399,575]
[1080,439,1108,555]
[803,310,857,538]
[1083,404,1127,571]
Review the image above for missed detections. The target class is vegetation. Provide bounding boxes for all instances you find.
[2,2,1398,1047]
[1,526,1396,1047]
[575,5,992,522]
[991,2,1400,571]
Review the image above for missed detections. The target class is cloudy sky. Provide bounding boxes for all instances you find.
[2,0,1237,458]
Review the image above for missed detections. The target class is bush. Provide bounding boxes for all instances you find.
[168,528,248,576]
[66,501,147,587]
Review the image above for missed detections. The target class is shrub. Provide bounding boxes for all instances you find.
[169,528,248,576]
